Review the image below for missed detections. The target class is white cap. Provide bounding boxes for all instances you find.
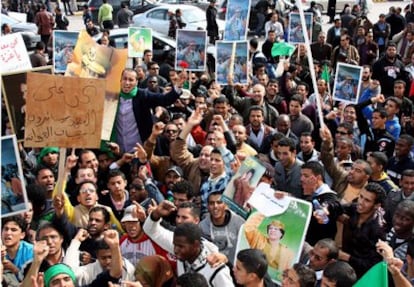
[121,205,139,223]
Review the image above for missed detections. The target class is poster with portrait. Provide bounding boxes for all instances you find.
[175,30,207,71]
[53,31,79,73]
[1,135,29,217]
[222,156,266,218]
[1,66,53,140]
[223,0,251,41]
[128,27,152,58]
[333,63,363,104]
[0,33,32,74]
[216,41,248,86]
[65,30,128,140]
[236,183,312,284]
[288,12,313,44]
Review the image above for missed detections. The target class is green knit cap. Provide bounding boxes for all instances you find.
[37,147,59,165]
[44,264,76,287]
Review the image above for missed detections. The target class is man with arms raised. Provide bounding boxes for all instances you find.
[115,68,185,153]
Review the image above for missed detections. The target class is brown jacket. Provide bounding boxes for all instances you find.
[320,140,349,199]
[35,10,54,35]
[170,137,204,194]
[143,139,172,182]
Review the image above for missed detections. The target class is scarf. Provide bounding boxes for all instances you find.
[119,86,138,99]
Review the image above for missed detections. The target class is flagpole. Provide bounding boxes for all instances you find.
[295,1,325,128]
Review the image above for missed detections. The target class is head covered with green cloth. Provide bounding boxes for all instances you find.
[44,263,76,287]
[37,147,59,166]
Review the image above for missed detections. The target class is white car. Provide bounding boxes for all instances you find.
[302,0,350,13]
[132,4,225,36]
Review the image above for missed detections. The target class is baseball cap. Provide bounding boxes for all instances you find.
[121,205,139,223]
[180,89,191,100]
[166,165,184,177]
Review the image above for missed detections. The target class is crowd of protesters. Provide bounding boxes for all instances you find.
[2,0,414,286]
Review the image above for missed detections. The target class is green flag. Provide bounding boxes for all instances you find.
[271,41,295,57]
[321,64,330,83]
[353,262,388,287]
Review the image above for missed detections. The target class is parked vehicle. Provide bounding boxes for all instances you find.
[302,0,349,13]
[132,4,225,36]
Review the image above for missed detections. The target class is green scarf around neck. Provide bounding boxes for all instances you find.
[119,86,138,100]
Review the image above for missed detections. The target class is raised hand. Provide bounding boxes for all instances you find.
[151,122,166,137]
[106,142,121,156]
[31,273,45,287]
[187,107,204,127]
[131,201,147,222]
[74,228,89,242]
[103,230,119,248]
[121,152,135,164]
[138,165,149,181]
[65,150,78,173]
[53,193,65,218]
[33,240,50,263]
[319,125,333,143]
[134,142,148,163]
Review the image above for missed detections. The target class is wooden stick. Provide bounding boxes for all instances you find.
[56,148,67,196]
[229,42,237,77]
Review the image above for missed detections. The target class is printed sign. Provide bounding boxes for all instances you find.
[0,33,32,73]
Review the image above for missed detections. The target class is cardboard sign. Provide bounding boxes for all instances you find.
[65,30,128,140]
[25,73,105,147]
[0,33,32,73]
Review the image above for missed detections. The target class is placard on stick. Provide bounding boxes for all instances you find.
[332,63,363,104]
[24,73,105,148]
[0,33,32,74]
[1,135,29,217]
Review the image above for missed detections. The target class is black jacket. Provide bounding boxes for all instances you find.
[342,204,387,278]
[206,5,218,37]
[306,186,343,246]
[118,87,180,143]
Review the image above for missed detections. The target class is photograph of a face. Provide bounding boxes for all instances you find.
[216,41,248,85]
[333,63,363,104]
[236,197,312,284]
[64,30,128,140]
[175,30,207,71]
[223,0,251,41]
[1,135,28,217]
[222,156,266,218]
[288,12,313,44]
[53,30,79,73]
[128,27,152,58]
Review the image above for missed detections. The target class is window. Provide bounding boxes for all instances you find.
[148,9,167,20]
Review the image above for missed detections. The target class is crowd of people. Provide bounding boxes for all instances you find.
[2,0,414,286]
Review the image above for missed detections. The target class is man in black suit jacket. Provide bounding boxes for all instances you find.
[114,68,185,153]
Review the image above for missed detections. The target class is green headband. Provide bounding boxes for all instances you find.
[44,264,76,287]
[37,147,59,165]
